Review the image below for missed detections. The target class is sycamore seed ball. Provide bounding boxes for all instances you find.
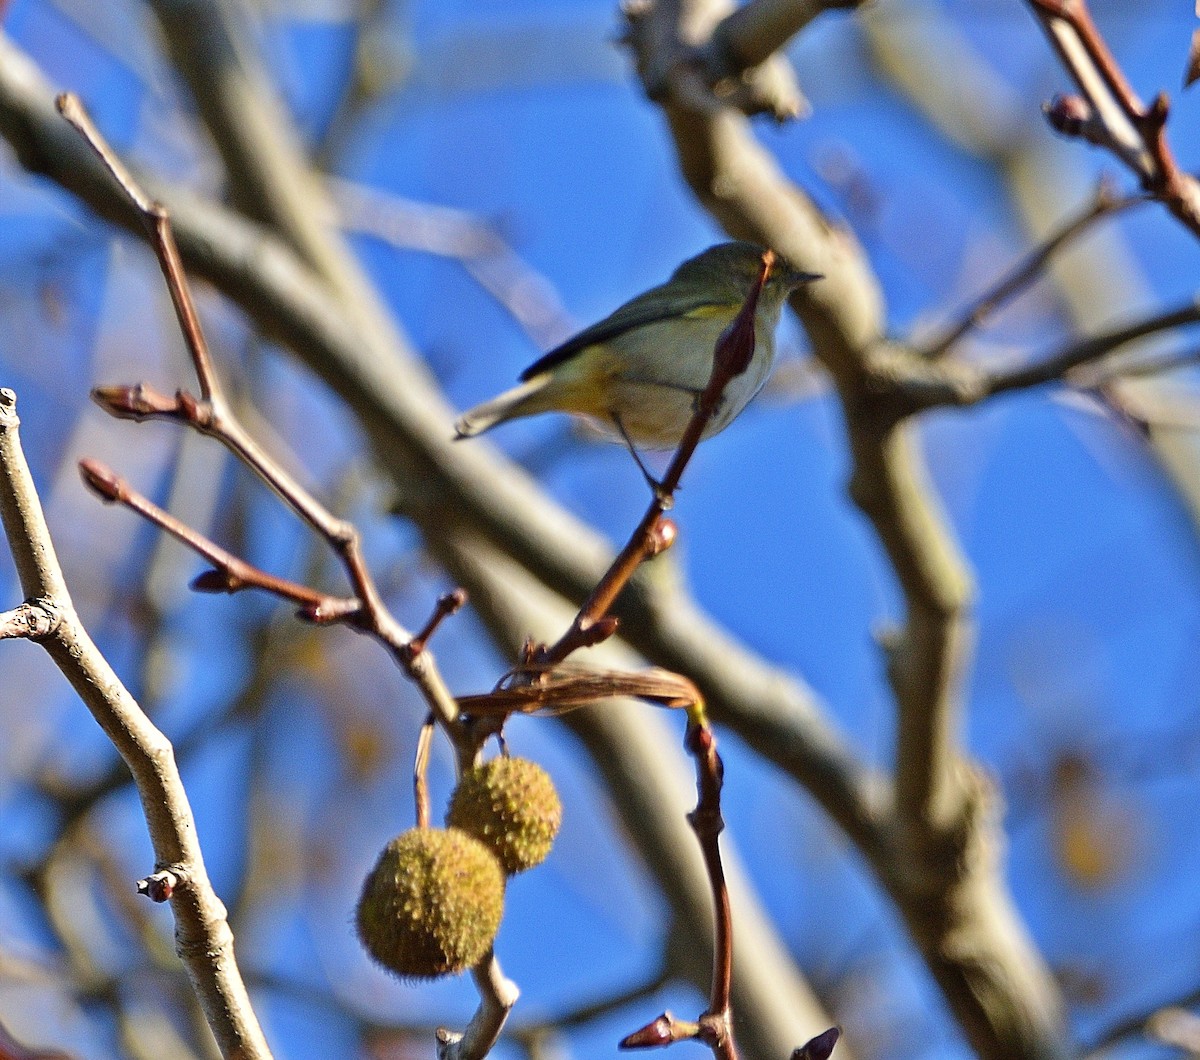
[355,827,504,980]
[447,756,562,875]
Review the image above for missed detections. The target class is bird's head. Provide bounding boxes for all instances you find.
[671,241,820,311]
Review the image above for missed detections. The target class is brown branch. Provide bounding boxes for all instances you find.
[618,723,738,1060]
[984,298,1200,398]
[78,456,339,613]
[487,256,776,1059]
[0,35,872,1058]
[536,252,774,667]
[0,34,879,875]
[54,87,518,1055]
[60,91,463,736]
[921,180,1148,358]
[57,93,219,400]
[624,3,1070,1058]
[1028,0,1200,238]
[0,388,272,1058]
[688,721,736,1056]
[437,526,841,1060]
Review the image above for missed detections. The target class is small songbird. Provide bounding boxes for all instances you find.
[453,242,818,451]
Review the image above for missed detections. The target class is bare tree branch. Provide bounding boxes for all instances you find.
[622,2,1070,1057]
[1029,0,1200,238]
[984,298,1200,396]
[0,29,869,1056]
[701,0,864,77]
[920,179,1148,358]
[0,388,271,1059]
[434,526,846,1060]
[0,25,881,889]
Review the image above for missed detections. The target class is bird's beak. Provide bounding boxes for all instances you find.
[780,264,822,289]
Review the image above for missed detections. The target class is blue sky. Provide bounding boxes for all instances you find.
[2,1,1200,1057]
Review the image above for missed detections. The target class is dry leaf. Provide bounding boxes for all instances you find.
[457,664,702,718]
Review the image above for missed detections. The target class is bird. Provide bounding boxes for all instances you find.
[453,242,818,456]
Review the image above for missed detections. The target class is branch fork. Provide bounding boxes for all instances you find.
[1029,0,1200,236]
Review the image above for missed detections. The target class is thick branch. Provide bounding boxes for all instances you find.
[703,0,864,75]
[0,29,881,871]
[0,389,271,1059]
[623,2,1069,1057]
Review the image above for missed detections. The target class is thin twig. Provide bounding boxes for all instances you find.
[0,35,885,882]
[406,590,469,662]
[986,297,1200,397]
[520,253,774,1059]
[414,714,435,831]
[535,251,774,668]
[1029,0,1200,238]
[57,93,219,400]
[78,457,339,614]
[921,181,1147,358]
[63,85,518,1060]
[60,91,463,732]
[56,91,520,1055]
[689,721,737,1060]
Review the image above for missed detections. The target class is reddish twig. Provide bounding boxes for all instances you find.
[59,92,516,1055]
[59,91,463,730]
[535,250,775,667]
[688,720,736,1057]
[57,94,219,400]
[530,251,775,1060]
[1029,0,1200,238]
[405,590,469,663]
[78,457,340,615]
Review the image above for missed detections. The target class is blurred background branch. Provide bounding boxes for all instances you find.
[1,0,1198,1057]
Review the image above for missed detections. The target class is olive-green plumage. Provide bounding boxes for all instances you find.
[355,827,504,979]
[454,242,818,448]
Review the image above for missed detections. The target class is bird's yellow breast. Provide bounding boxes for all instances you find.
[531,307,777,447]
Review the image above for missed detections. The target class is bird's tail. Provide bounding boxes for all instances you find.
[454,374,555,438]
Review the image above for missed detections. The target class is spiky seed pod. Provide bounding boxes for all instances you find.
[447,756,562,875]
[355,827,504,979]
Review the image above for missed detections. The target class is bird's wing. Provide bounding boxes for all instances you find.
[518,284,736,381]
